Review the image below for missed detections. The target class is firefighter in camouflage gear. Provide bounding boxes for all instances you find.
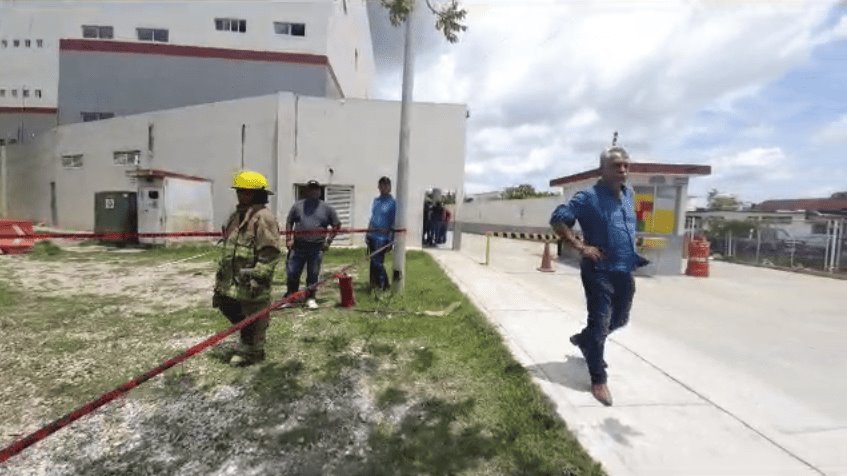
[213,170,282,367]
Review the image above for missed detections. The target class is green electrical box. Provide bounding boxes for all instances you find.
[94,191,138,245]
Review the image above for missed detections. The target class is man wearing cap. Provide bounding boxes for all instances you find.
[549,146,649,406]
[365,176,396,291]
[213,170,282,367]
[285,180,341,309]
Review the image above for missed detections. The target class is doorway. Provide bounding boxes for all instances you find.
[50,181,58,226]
[422,188,457,248]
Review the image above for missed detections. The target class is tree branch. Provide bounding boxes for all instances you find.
[380,0,467,43]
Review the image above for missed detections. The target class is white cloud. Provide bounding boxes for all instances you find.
[813,115,847,144]
[691,147,795,202]
[370,1,842,194]
[814,14,847,44]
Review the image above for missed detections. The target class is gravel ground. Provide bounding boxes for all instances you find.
[6,256,216,315]
[0,371,397,476]
[0,253,406,476]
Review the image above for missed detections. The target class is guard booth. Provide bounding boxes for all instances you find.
[549,163,712,275]
[129,169,214,246]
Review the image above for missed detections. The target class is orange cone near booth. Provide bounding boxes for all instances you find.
[685,237,710,278]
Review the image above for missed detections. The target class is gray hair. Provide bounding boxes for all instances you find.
[599,146,630,167]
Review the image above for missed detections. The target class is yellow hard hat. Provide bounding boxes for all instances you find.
[232,170,274,194]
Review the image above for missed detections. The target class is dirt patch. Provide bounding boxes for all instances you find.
[0,257,216,314]
[0,371,400,476]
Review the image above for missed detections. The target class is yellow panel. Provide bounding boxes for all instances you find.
[635,193,654,205]
[653,209,675,234]
[639,237,668,249]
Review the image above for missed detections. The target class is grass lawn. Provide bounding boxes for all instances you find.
[0,243,603,475]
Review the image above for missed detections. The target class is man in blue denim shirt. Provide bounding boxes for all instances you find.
[366,176,396,291]
[550,146,648,406]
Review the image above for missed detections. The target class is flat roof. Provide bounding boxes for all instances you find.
[128,169,211,182]
[550,163,712,187]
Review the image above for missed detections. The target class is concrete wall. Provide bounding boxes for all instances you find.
[0,112,57,145]
[4,130,57,223]
[456,196,562,235]
[325,0,376,99]
[687,210,813,238]
[282,96,468,247]
[57,49,331,124]
[4,92,467,248]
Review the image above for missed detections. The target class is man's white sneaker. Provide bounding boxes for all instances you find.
[306,298,319,309]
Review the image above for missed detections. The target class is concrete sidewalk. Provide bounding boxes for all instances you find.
[428,233,845,476]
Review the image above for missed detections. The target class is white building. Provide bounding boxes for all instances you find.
[2,93,468,248]
[0,0,375,143]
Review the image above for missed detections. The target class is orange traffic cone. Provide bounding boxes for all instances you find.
[537,241,555,273]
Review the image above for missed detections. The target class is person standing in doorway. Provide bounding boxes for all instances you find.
[365,176,396,291]
[428,199,444,247]
[285,180,341,309]
[549,146,649,406]
[213,170,282,367]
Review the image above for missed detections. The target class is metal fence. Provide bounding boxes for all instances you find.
[706,219,845,274]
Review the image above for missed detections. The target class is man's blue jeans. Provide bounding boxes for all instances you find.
[286,242,323,300]
[574,259,635,385]
[366,237,390,290]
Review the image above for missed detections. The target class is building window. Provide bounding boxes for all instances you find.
[25,39,31,47]
[355,48,359,70]
[11,89,17,98]
[215,18,246,33]
[812,223,828,235]
[0,89,5,97]
[114,150,141,166]
[35,89,42,98]
[274,22,306,37]
[22,89,29,98]
[81,112,115,122]
[1,40,6,48]
[13,39,20,47]
[343,0,348,14]
[82,25,114,39]
[61,154,84,169]
[137,28,169,42]
[36,39,43,48]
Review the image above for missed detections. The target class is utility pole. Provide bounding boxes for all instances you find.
[392,11,415,293]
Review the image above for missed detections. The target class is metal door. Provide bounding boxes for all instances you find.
[138,186,164,244]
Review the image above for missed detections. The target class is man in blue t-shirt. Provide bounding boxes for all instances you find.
[550,145,649,407]
[366,176,397,291]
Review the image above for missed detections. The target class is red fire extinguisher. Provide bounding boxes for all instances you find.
[337,273,356,308]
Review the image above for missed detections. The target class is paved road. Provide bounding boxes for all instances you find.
[429,233,846,475]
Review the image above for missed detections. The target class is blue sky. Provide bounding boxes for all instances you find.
[370,1,847,206]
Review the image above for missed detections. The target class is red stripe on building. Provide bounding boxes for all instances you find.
[59,39,329,65]
[0,107,58,114]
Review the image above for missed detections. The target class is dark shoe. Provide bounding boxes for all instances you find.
[570,333,608,368]
[229,350,265,367]
[591,383,613,406]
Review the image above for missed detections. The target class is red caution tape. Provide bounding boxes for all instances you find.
[0,241,393,464]
[0,228,406,241]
